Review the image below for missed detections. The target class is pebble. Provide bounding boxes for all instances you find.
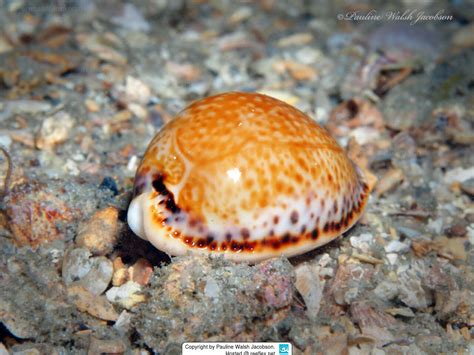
[67,285,119,321]
[294,263,323,320]
[349,233,374,253]
[62,248,93,285]
[374,168,404,197]
[444,167,474,184]
[374,281,399,300]
[460,178,474,197]
[112,257,129,287]
[62,248,113,295]
[88,337,127,355]
[7,182,74,249]
[110,3,150,32]
[385,307,415,318]
[123,76,151,105]
[114,310,132,335]
[444,224,467,238]
[84,99,100,113]
[350,302,398,346]
[35,111,75,150]
[277,33,313,47]
[204,276,220,300]
[165,62,202,82]
[385,240,410,253]
[396,225,422,239]
[129,258,153,286]
[0,100,52,121]
[75,257,113,295]
[75,207,119,256]
[386,253,399,265]
[272,59,318,81]
[0,298,39,339]
[229,6,252,25]
[106,281,146,309]
[77,33,128,65]
[348,126,381,145]
[452,23,474,50]
[398,266,432,309]
[0,134,12,149]
[432,236,467,261]
[351,252,384,265]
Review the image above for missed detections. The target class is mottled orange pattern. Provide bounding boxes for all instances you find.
[130,92,369,261]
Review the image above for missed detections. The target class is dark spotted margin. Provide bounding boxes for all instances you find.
[151,178,370,254]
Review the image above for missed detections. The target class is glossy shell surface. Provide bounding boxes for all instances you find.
[128,92,369,262]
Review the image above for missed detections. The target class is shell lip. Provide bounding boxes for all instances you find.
[127,193,147,239]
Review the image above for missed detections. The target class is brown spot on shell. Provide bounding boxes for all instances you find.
[290,210,299,224]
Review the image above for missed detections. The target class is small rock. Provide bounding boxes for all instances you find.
[112,257,129,287]
[123,76,151,105]
[0,134,12,149]
[106,281,146,309]
[63,248,113,295]
[386,253,398,265]
[385,307,415,318]
[165,62,202,82]
[204,276,220,300]
[35,111,75,150]
[385,240,410,253]
[110,3,150,32]
[444,166,474,184]
[253,259,293,308]
[411,240,432,257]
[62,248,93,285]
[444,224,467,238]
[129,258,153,286]
[277,33,313,47]
[460,178,474,197]
[74,257,113,295]
[294,263,323,320]
[88,337,127,355]
[349,126,381,145]
[77,33,127,65]
[76,207,119,256]
[85,99,100,113]
[349,233,374,253]
[398,263,432,309]
[329,263,375,306]
[351,252,384,265]
[452,23,474,50]
[374,281,399,300]
[0,100,52,121]
[396,225,422,239]
[6,181,75,249]
[67,285,118,321]
[114,310,132,335]
[374,168,404,197]
[351,302,402,346]
[0,297,39,339]
[432,236,467,261]
[229,6,252,25]
[272,60,318,81]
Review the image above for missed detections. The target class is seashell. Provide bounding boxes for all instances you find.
[127,92,369,262]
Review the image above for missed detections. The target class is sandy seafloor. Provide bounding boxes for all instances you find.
[0,0,473,354]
